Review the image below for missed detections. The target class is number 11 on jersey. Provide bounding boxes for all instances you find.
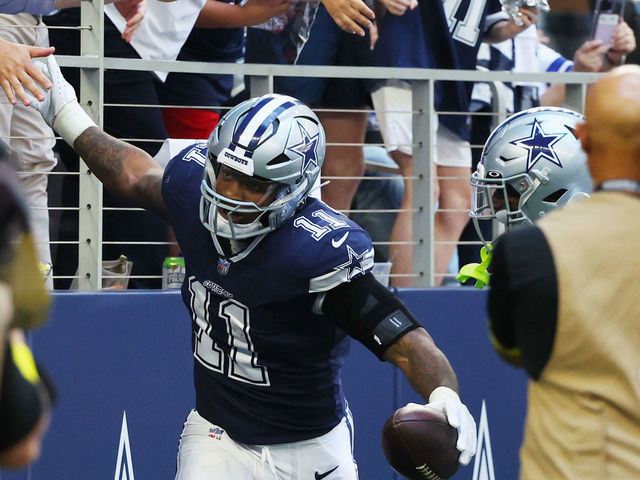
[188,277,270,386]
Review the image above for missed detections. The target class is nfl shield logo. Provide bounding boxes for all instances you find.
[217,258,230,275]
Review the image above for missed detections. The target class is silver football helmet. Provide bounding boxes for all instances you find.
[470,106,593,242]
[200,93,326,240]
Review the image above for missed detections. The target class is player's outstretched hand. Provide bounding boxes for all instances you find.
[0,38,54,106]
[321,0,374,37]
[424,386,477,465]
[27,55,96,146]
[27,55,78,129]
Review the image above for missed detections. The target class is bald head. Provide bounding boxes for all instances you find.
[578,65,640,184]
[585,65,640,150]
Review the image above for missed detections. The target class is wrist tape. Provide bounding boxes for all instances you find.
[53,101,97,146]
[429,386,460,404]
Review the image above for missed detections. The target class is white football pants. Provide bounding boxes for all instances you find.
[175,409,359,480]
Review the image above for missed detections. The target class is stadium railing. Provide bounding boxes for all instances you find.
[19,5,602,289]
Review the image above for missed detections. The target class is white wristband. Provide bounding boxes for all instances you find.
[53,101,97,146]
[429,386,460,404]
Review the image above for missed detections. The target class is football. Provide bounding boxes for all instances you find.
[381,404,460,480]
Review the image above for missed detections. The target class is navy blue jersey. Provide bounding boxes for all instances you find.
[375,0,506,140]
[161,143,375,444]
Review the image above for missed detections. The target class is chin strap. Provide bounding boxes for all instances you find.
[456,244,493,289]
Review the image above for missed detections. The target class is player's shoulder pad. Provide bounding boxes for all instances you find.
[289,200,374,292]
[162,142,208,223]
[164,142,208,176]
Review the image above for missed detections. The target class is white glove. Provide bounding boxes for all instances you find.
[27,55,96,145]
[427,386,477,466]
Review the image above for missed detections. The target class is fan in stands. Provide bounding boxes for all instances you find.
[381,404,460,480]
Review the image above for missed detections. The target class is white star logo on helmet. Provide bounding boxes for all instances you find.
[510,118,567,172]
[287,121,319,173]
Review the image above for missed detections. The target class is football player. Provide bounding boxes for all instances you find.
[28,55,477,479]
[458,106,593,288]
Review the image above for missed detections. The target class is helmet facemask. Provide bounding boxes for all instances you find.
[200,157,293,240]
[470,167,537,244]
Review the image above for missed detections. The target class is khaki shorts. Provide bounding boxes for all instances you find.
[371,80,472,168]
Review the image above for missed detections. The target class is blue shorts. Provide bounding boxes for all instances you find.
[277,4,374,108]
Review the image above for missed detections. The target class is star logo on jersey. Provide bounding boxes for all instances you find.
[287,121,319,173]
[335,245,372,281]
[510,118,566,172]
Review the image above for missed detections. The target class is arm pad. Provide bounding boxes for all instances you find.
[322,273,422,359]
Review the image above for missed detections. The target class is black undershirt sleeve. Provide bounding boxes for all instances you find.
[488,225,559,380]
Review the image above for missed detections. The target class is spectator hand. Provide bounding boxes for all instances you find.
[378,0,417,17]
[115,0,147,43]
[424,386,477,465]
[573,40,610,72]
[509,6,540,34]
[321,0,374,37]
[0,38,54,106]
[607,20,636,65]
[27,55,96,146]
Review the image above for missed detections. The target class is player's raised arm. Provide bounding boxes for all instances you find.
[28,55,167,218]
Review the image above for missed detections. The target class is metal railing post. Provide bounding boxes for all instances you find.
[411,79,435,287]
[565,83,587,113]
[249,74,274,97]
[77,0,104,289]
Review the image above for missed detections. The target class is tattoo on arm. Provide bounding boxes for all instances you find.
[74,127,167,218]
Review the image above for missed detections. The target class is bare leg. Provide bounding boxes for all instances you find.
[318,111,368,214]
[388,150,414,287]
[434,165,471,286]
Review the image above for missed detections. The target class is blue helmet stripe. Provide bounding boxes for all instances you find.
[233,97,302,152]
[233,96,276,145]
[247,101,298,150]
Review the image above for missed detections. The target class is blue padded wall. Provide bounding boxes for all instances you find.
[1,289,527,480]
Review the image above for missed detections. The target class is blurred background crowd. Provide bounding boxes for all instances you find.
[1,0,638,290]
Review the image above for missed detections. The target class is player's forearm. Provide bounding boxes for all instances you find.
[74,127,167,218]
[384,328,459,400]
